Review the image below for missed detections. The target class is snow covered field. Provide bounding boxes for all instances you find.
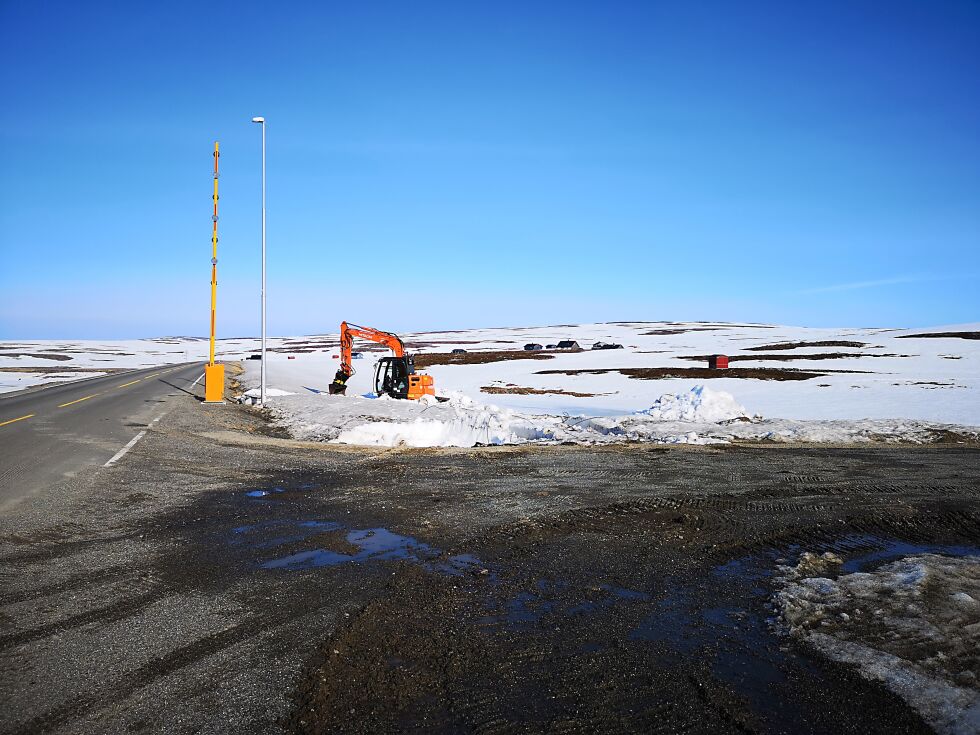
[0,337,212,393]
[234,321,979,447]
[4,321,977,446]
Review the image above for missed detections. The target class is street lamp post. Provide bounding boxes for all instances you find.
[251,116,267,406]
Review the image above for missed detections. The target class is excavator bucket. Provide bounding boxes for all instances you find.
[328,383,346,395]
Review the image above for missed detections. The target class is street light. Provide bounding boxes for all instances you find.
[251,116,266,406]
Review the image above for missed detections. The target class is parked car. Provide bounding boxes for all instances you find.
[246,354,261,360]
[591,341,624,350]
[523,343,544,351]
[351,351,364,359]
[545,344,558,349]
[451,348,467,354]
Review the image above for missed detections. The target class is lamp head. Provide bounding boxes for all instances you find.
[251,116,265,123]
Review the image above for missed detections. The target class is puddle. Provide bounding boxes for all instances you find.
[231,519,483,577]
[245,487,285,498]
[838,538,980,573]
[481,581,650,627]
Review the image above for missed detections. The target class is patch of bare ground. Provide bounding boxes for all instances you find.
[641,327,725,335]
[925,429,980,444]
[746,340,866,350]
[678,352,907,362]
[0,352,73,361]
[897,331,980,340]
[537,367,831,381]
[414,351,556,368]
[0,366,126,374]
[481,385,606,398]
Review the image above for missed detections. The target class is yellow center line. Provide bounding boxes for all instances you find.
[0,414,34,428]
[117,379,142,388]
[58,393,100,408]
[146,372,161,378]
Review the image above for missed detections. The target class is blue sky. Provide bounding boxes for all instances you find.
[1,1,977,338]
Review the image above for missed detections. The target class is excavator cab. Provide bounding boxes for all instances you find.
[374,356,409,398]
[374,356,434,400]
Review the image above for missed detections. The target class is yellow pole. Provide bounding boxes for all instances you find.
[204,142,225,403]
[209,142,219,367]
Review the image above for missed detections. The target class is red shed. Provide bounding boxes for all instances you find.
[708,354,729,369]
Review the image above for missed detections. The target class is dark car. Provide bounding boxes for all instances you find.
[246,354,262,360]
[451,348,467,354]
[523,343,544,351]
[591,341,624,350]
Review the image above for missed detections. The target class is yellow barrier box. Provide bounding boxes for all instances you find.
[204,363,225,403]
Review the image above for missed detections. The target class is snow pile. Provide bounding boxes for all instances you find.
[637,385,750,422]
[773,552,980,735]
[240,387,295,404]
[333,393,558,448]
[244,384,752,448]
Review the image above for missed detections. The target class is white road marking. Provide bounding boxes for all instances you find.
[191,372,205,387]
[104,412,166,468]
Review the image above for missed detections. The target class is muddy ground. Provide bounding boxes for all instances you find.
[1,390,978,734]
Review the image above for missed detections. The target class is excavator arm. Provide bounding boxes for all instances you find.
[338,322,405,378]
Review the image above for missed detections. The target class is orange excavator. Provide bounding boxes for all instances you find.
[328,321,436,400]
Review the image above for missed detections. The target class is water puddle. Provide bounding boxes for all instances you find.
[230,518,483,577]
[838,538,980,573]
[480,581,651,628]
[245,488,284,498]
[242,484,318,499]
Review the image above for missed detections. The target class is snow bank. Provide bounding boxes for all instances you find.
[774,552,980,735]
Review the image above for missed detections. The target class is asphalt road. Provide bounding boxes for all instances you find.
[0,363,204,512]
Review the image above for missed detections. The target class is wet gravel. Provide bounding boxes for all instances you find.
[1,393,978,734]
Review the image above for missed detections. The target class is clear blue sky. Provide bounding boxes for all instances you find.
[1,1,978,338]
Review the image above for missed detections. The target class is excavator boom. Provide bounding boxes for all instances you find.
[338,322,404,377]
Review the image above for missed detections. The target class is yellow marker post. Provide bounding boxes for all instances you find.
[204,141,225,403]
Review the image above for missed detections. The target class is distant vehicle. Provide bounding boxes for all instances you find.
[351,351,364,359]
[247,354,261,360]
[524,343,544,351]
[546,344,558,349]
[557,340,581,350]
[451,348,467,354]
[592,341,624,350]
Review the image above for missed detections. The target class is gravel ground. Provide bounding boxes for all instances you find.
[1,389,978,734]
